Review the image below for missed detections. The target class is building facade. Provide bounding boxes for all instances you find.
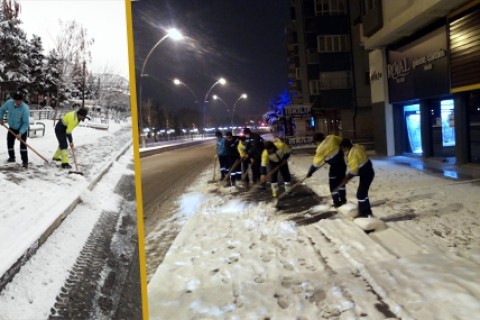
[286,0,373,144]
[357,0,480,166]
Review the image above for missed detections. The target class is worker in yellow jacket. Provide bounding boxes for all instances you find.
[237,136,250,187]
[53,108,89,169]
[260,140,292,197]
[306,133,347,207]
[340,138,375,217]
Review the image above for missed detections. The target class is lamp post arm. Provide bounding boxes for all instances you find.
[181,83,199,103]
[204,81,220,104]
[140,34,169,76]
[233,96,243,112]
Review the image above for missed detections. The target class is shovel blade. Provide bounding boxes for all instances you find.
[68,170,84,176]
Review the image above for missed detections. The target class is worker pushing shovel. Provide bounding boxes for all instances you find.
[0,90,32,168]
[1,123,50,166]
[52,107,89,175]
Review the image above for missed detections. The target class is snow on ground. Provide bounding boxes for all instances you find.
[147,146,480,319]
[0,119,134,314]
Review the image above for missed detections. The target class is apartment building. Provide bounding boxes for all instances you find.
[286,0,373,144]
[358,0,480,165]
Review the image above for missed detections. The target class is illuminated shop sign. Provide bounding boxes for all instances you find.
[285,105,311,118]
[387,26,449,103]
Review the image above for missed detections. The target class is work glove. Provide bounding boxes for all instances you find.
[306,165,317,178]
[282,153,290,161]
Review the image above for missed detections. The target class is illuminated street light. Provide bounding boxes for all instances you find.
[173,78,199,104]
[203,78,226,136]
[138,28,184,148]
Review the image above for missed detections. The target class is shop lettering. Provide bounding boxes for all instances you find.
[412,49,446,69]
[369,70,382,83]
[387,58,410,80]
[285,105,311,118]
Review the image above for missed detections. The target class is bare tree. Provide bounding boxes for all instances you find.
[54,20,94,107]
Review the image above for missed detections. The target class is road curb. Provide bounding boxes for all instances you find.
[140,140,209,157]
[0,141,133,292]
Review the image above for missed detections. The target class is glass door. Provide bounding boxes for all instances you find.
[404,104,422,154]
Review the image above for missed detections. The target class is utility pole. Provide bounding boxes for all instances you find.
[81,60,86,108]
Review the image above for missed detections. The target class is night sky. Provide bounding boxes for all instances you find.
[131,0,290,129]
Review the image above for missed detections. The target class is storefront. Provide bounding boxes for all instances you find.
[449,2,480,164]
[386,24,454,159]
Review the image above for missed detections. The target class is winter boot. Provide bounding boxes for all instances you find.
[6,157,15,163]
[62,163,72,169]
[271,183,279,198]
[284,182,292,193]
[22,162,28,169]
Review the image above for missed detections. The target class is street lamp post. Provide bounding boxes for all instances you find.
[173,78,200,135]
[138,28,184,148]
[203,78,226,137]
[173,79,199,104]
[231,93,247,127]
[212,94,230,127]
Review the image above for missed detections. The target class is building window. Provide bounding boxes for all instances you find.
[314,0,347,16]
[319,71,351,89]
[306,49,319,64]
[309,72,351,94]
[317,35,350,52]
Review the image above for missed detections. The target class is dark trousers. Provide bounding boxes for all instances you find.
[357,160,375,217]
[7,128,28,164]
[327,151,346,205]
[218,155,230,179]
[55,123,68,150]
[269,161,291,183]
[250,155,261,183]
[240,158,251,185]
[228,156,242,183]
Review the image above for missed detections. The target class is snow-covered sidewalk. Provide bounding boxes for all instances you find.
[147,151,480,319]
[0,119,133,288]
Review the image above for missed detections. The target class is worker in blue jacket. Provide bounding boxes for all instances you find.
[0,91,30,168]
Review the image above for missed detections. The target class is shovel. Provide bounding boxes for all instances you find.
[208,155,217,183]
[275,175,308,204]
[68,144,84,175]
[275,162,326,206]
[1,123,49,165]
[246,159,288,195]
[220,158,241,185]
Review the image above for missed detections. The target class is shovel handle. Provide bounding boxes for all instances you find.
[277,175,308,200]
[221,158,241,183]
[1,123,49,163]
